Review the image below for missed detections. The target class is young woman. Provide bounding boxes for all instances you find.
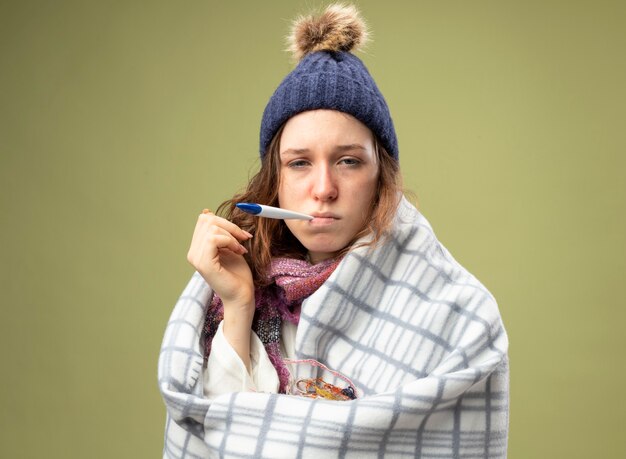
[159,4,509,458]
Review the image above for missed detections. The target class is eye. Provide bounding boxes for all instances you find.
[339,157,361,166]
[287,159,310,169]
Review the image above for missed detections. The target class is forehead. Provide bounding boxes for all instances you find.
[279,110,374,151]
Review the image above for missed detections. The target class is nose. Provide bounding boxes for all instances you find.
[312,164,338,201]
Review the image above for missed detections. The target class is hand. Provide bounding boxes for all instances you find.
[187,209,254,307]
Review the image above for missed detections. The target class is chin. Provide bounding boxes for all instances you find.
[290,226,360,259]
[301,239,347,258]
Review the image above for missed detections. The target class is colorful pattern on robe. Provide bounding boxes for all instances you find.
[202,256,341,392]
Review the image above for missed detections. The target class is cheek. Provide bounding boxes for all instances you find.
[277,173,288,204]
[277,182,284,205]
[352,175,378,218]
[278,174,304,203]
[352,172,378,199]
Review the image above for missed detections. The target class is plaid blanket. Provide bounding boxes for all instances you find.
[158,197,509,458]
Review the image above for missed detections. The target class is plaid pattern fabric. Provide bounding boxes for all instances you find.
[158,197,509,458]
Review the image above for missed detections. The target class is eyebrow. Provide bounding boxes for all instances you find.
[280,144,367,156]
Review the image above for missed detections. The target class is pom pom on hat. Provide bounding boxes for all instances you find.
[287,3,369,60]
[260,3,399,160]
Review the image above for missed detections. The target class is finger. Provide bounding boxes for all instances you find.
[190,213,234,255]
[188,231,247,273]
[197,211,253,241]
[206,225,248,250]
[204,232,248,256]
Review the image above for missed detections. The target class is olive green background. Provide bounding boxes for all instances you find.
[1,0,625,457]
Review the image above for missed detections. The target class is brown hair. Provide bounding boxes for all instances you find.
[216,124,403,287]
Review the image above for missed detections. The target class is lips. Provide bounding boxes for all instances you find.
[309,212,340,226]
[310,212,340,219]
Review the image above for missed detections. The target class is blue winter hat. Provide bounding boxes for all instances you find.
[259,4,398,160]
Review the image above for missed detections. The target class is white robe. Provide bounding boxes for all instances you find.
[203,321,297,398]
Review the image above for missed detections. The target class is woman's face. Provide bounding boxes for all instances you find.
[278,109,379,264]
